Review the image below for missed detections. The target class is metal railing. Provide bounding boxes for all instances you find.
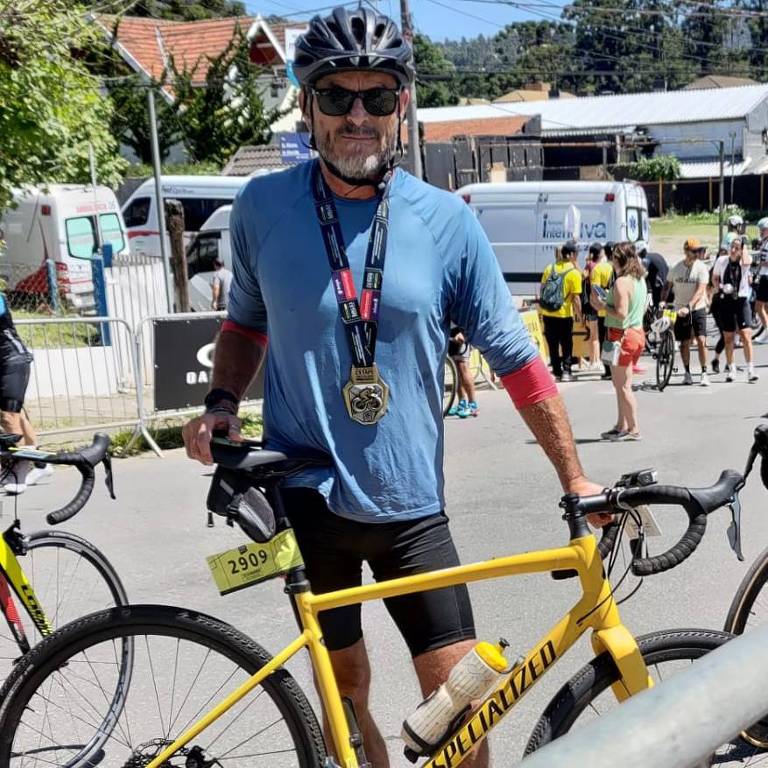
[518,624,768,768]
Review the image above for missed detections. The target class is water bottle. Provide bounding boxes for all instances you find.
[401,640,509,761]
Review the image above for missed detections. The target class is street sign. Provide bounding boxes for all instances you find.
[279,133,313,164]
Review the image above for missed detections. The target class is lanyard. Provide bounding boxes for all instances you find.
[311,164,392,369]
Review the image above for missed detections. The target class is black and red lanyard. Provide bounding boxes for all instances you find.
[311,164,392,369]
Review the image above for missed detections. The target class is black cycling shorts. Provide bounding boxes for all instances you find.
[757,275,768,303]
[282,487,476,657]
[673,308,708,341]
[0,351,32,413]
[720,297,752,333]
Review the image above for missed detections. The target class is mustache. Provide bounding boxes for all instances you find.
[336,125,380,139]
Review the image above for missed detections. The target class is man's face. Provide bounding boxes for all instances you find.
[301,71,408,182]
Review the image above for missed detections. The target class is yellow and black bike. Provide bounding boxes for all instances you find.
[0,433,762,767]
[0,432,128,691]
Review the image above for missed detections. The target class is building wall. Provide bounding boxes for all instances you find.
[648,120,746,161]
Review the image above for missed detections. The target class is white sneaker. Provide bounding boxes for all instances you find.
[749,369,760,383]
[26,464,53,486]
[682,371,693,385]
[700,372,710,387]
[3,459,31,495]
[726,369,735,383]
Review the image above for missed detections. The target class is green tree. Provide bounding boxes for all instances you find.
[169,28,281,164]
[0,0,127,211]
[83,0,245,21]
[413,33,457,108]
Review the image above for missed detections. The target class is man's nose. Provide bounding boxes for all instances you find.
[346,96,369,125]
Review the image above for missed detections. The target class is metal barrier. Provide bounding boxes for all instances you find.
[17,317,139,437]
[518,624,768,768]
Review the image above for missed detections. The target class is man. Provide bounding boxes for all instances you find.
[210,256,233,311]
[183,9,602,767]
[662,238,711,386]
[590,243,614,379]
[721,213,744,251]
[753,217,768,341]
[539,240,582,382]
[638,242,668,310]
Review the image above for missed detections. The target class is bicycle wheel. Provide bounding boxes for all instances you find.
[0,604,327,768]
[656,332,674,391]
[726,546,768,635]
[0,529,128,687]
[443,356,458,417]
[525,628,767,765]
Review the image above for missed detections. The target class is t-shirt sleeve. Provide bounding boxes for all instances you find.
[568,269,582,296]
[226,193,268,333]
[449,206,538,376]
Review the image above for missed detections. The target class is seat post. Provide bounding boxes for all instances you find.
[267,484,311,594]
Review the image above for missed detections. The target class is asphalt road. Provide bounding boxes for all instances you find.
[8,344,768,766]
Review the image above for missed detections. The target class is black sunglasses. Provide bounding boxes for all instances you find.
[312,86,400,117]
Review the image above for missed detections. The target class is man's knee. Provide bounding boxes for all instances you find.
[328,639,372,704]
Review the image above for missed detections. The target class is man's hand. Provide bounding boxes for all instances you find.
[590,286,606,309]
[183,411,241,465]
[564,475,613,529]
[677,306,690,317]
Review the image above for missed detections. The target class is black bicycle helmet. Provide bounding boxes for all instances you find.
[293,7,414,87]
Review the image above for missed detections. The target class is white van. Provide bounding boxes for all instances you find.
[121,175,249,260]
[455,180,650,296]
[0,184,128,310]
[186,205,233,312]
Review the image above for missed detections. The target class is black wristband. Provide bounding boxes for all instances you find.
[204,388,239,412]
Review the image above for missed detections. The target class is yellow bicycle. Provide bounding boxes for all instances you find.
[0,436,758,767]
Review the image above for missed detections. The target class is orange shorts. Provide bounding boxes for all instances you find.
[607,327,645,367]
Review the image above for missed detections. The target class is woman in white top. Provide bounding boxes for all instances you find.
[711,237,758,382]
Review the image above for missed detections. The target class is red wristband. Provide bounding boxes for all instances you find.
[501,356,558,409]
[221,320,268,347]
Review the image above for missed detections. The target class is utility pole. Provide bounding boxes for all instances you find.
[718,140,725,249]
[399,0,422,179]
[147,87,174,313]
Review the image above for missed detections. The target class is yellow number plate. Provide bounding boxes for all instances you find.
[206,529,304,596]
[663,309,677,321]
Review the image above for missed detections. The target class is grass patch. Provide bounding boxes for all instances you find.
[13,312,102,349]
[109,410,263,457]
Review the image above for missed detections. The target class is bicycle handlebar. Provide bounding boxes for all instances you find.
[570,469,744,577]
[6,433,116,525]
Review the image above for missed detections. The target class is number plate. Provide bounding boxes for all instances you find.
[662,309,677,322]
[206,529,304,596]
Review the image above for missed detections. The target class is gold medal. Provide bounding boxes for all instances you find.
[342,364,389,425]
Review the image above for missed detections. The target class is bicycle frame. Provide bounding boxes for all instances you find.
[146,532,651,768]
[0,524,53,653]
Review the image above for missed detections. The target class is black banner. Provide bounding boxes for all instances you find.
[153,317,264,412]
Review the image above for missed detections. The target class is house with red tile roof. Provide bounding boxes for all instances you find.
[93,13,307,142]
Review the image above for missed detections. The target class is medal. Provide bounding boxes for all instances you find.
[311,163,393,426]
[342,365,389,425]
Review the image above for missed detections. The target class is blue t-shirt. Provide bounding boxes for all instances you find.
[228,161,538,522]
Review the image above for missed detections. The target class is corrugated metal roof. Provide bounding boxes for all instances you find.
[418,84,768,134]
[678,158,751,178]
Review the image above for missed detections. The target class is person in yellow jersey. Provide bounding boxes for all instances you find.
[591,242,615,380]
[539,239,583,382]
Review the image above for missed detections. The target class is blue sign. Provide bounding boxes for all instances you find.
[279,133,313,164]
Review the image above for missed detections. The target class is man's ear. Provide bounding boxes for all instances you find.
[299,88,311,129]
[400,86,410,113]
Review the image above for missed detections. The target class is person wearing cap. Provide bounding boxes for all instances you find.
[662,238,710,386]
[539,240,583,382]
[182,8,603,766]
[638,242,668,310]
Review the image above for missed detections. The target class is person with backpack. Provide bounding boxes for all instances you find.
[539,240,582,382]
[582,242,603,371]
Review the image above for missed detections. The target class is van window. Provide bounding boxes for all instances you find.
[123,197,150,228]
[65,216,98,259]
[99,213,125,254]
[180,199,233,232]
[187,231,221,278]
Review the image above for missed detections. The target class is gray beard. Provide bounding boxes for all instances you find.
[315,128,395,181]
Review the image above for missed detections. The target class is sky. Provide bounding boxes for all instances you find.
[242,0,553,42]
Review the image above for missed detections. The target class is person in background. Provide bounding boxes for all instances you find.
[539,240,582,382]
[591,242,647,441]
[582,242,603,371]
[591,243,614,380]
[211,256,234,311]
[662,238,710,386]
[447,327,478,418]
[709,246,728,374]
[638,242,668,310]
[712,236,758,383]
[0,292,53,494]
[753,217,768,342]
[721,214,744,251]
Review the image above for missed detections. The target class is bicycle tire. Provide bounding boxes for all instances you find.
[443,356,458,417]
[656,332,674,391]
[524,628,753,763]
[725,545,768,635]
[0,529,129,688]
[0,604,327,768]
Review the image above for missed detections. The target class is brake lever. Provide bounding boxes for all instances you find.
[726,491,745,562]
[101,455,116,500]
